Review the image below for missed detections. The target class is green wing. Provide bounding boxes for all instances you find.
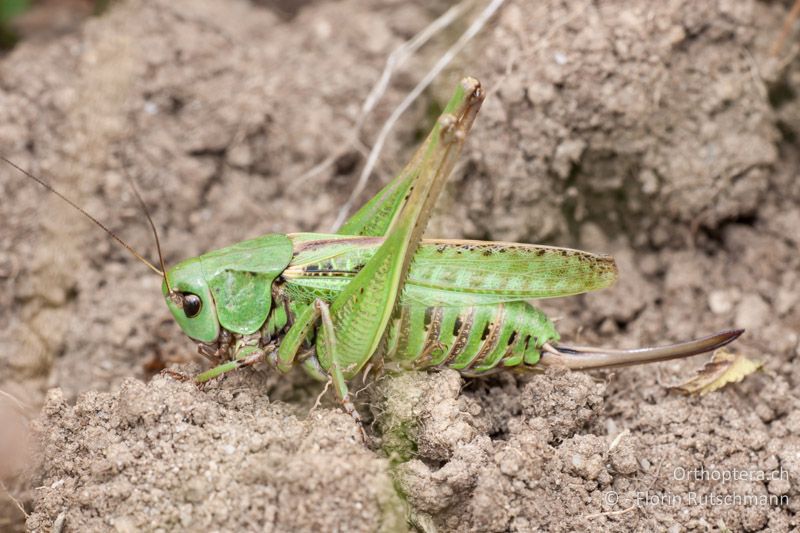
[284,235,618,307]
[316,78,485,376]
[406,238,617,306]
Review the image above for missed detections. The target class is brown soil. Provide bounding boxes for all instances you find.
[1,0,799,531]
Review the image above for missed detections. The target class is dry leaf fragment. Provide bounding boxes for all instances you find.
[671,349,762,396]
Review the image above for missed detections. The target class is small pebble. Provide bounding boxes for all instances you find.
[708,290,735,315]
[735,293,770,330]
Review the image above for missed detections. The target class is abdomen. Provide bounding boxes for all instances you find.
[383,302,559,374]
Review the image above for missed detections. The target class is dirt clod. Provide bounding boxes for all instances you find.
[27,373,405,532]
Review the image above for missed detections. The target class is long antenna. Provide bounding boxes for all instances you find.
[121,163,173,294]
[0,155,165,277]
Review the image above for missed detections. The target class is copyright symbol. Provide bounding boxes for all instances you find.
[605,491,619,506]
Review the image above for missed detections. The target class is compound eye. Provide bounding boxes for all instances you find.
[182,293,202,318]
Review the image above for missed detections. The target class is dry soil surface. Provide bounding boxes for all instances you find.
[1,0,799,531]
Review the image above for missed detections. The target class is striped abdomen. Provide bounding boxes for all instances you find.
[383,302,559,374]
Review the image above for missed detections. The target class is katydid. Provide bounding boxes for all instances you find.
[4,77,742,430]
